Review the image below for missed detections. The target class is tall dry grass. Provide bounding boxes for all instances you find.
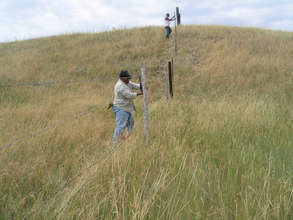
[1,25,293,219]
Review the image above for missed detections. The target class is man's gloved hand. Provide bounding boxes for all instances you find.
[137,91,143,96]
[107,102,113,110]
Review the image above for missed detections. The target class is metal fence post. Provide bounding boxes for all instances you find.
[176,7,181,25]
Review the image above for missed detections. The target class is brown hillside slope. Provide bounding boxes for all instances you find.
[1,25,293,219]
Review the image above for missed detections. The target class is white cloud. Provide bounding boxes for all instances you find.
[0,0,293,42]
[271,20,293,31]
[182,0,293,30]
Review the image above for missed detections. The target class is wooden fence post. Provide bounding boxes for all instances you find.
[171,57,174,78]
[174,22,178,56]
[168,61,173,97]
[164,69,169,104]
[141,64,149,138]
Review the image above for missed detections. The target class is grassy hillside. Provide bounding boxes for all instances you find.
[1,25,293,219]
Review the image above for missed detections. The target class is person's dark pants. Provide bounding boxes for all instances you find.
[165,26,172,39]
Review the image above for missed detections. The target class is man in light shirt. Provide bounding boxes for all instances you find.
[165,13,176,39]
[112,70,143,142]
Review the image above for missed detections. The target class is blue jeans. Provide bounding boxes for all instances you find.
[165,26,172,38]
[112,106,134,142]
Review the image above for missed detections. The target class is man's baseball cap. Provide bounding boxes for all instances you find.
[119,70,132,79]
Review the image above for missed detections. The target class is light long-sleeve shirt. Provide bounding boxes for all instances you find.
[165,18,171,27]
[165,17,174,27]
[113,79,140,112]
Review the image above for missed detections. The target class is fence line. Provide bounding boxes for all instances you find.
[23,141,122,220]
[0,77,99,88]
[0,106,100,151]
[23,158,97,220]
[51,140,145,219]
[53,144,184,219]
[14,133,104,207]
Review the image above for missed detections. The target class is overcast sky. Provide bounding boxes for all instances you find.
[1,0,293,42]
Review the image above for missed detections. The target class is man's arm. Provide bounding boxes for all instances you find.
[119,87,137,99]
[128,81,141,90]
[118,85,142,99]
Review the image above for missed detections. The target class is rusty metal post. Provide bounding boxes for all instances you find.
[176,7,181,25]
[168,61,173,97]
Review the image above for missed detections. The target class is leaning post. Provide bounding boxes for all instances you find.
[141,64,149,138]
